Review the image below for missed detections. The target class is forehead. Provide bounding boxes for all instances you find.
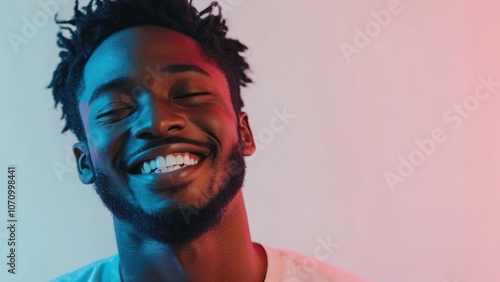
[81,25,224,104]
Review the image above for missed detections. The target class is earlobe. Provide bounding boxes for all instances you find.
[73,142,95,184]
[238,112,256,157]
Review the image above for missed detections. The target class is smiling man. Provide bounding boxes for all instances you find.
[48,0,368,281]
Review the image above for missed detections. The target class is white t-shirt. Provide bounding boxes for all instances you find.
[51,244,369,281]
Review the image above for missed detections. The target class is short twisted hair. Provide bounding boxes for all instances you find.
[48,0,252,141]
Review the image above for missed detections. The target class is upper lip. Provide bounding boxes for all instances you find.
[126,143,210,174]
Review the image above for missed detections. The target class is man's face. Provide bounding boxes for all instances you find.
[73,25,255,243]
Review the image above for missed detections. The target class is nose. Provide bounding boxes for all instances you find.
[132,98,187,139]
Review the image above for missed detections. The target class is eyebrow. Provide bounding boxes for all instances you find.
[88,64,211,104]
[160,64,210,77]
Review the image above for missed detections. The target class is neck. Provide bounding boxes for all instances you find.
[114,192,267,282]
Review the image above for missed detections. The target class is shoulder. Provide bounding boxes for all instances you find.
[49,254,121,282]
[260,244,370,282]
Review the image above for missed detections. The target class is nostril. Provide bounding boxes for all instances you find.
[131,106,187,138]
[136,131,158,139]
[135,125,184,139]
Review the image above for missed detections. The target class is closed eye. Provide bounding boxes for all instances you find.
[175,92,211,99]
[95,102,135,122]
[174,92,211,106]
[96,107,133,119]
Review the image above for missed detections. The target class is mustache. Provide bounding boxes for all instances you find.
[117,136,217,171]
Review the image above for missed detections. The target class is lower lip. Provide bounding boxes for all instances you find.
[128,157,208,190]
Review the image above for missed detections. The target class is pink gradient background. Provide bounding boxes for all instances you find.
[1,0,500,281]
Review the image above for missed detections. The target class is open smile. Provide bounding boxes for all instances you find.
[126,143,211,189]
[136,152,203,175]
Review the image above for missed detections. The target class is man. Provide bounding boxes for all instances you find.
[49,0,369,281]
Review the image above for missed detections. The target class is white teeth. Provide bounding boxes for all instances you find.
[140,153,201,175]
[183,155,191,166]
[166,155,176,167]
[156,156,166,168]
[150,160,157,170]
[143,162,152,174]
[175,155,184,165]
[168,165,181,172]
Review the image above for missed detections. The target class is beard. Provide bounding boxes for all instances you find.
[92,140,246,244]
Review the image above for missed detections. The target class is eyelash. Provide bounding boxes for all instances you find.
[95,92,209,120]
[96,106,133,119]
[175,92,210,99]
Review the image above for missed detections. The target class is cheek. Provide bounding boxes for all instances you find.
[189,104,238,144]
[86,128,123,172]
[80,105,129,174]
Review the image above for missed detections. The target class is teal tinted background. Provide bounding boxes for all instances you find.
[2,0,500,281]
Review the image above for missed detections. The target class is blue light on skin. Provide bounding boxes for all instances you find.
[72,25,267,281]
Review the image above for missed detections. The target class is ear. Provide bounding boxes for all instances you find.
[73,142,95,184]
[238,112,256,157]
